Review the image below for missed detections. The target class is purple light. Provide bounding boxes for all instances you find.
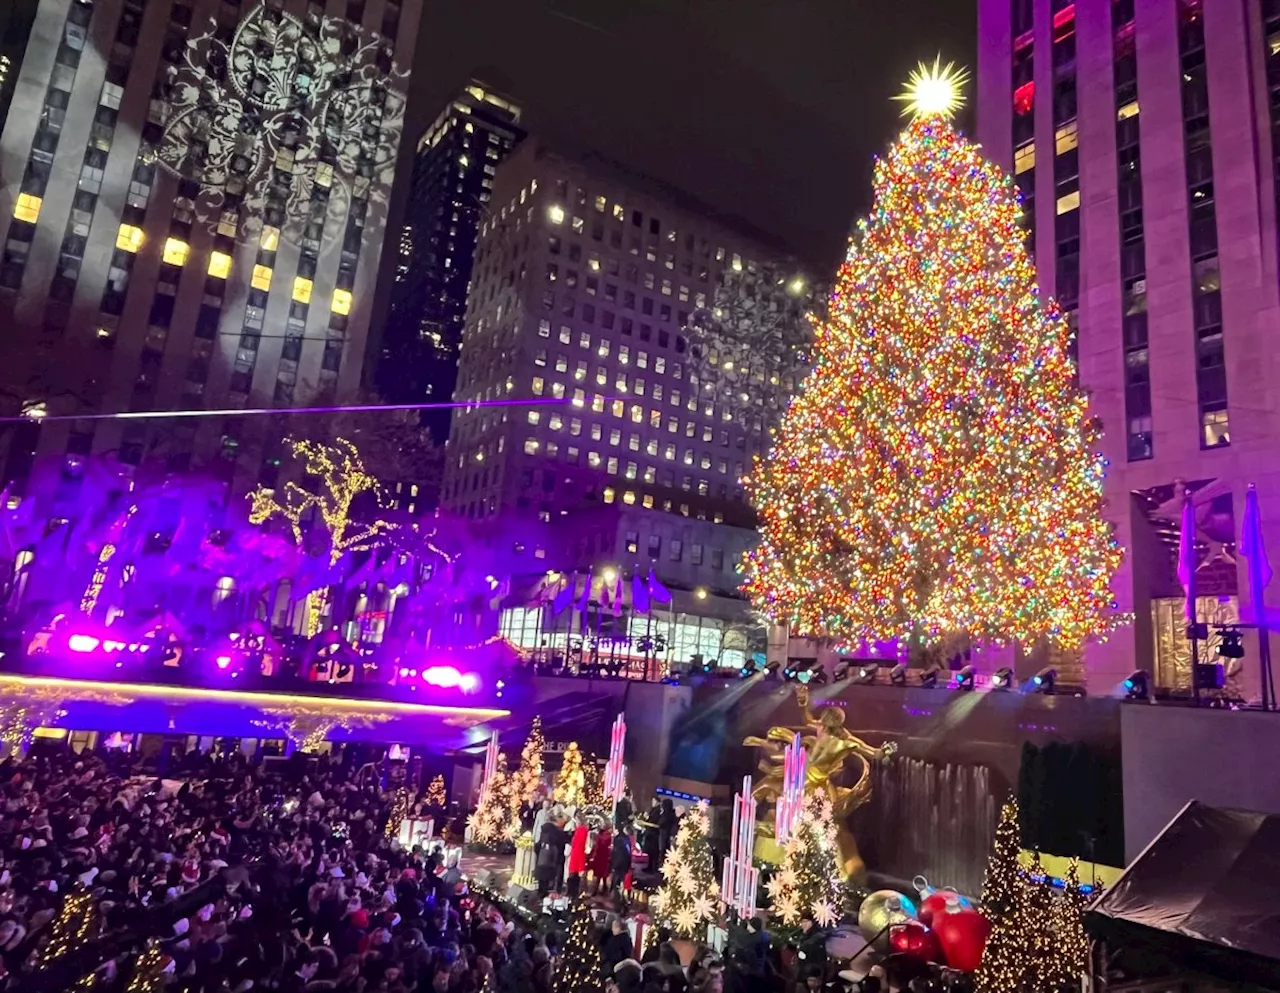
[459,673,480,692]
[68,635,101,653]
[215,655,232,670]
[423,666,463,688]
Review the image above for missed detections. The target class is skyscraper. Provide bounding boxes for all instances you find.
[0,0,420,491]
[443,138,814,675]
[377,77,522,443]
[977,0,1280,696]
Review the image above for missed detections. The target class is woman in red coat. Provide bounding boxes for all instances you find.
[567,818,590,896]
[589,825,612,894]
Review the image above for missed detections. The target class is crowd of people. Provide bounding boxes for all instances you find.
[0,742,950,993]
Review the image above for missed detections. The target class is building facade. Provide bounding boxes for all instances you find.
[376,77,522,444]
[442,139,814,674]
[0,0,420,490]
[977,0,1280,696]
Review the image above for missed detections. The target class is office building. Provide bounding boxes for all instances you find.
[442,138,814,674]
[0,0,420,489]
[977,0,1280,696]
[378,77,522,443]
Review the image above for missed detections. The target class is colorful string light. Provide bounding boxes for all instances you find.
[743,111,1124,650]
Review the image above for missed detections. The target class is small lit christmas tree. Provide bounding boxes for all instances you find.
[385,786,410,839]
[36,888,101,967]
[582,752,605,807]
[554,741,586,807]
[1049,858,1090,992]
[468,754,516,845]
[764,795,842,932]
[743,62,1124,653]
[654,801,720,938]
[425,774,447,810]
[975,800,1028,993]
[510,717,546,807]
[552,900,603,993]
[1021,852,1058,992]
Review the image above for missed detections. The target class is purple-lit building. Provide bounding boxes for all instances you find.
[0,0,420,492]
[442,138,815,674]
[977,0,1280,696]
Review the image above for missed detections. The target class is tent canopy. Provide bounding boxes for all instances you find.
[1086,800,1280,989]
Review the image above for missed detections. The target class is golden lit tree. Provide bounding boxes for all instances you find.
[743,64,1123,652]
[1021,852,1058,991]
[36,889,100,967]
[975,801,1028,993]
[248,437,397,565]
[1049,858,1090,992]
[552,901,603,993]
[425,774,447,809]
[509,717,545,808]
[554,742,586,807]
[654,801,720,938]
[764,796,842,932]
[468,754,517,845]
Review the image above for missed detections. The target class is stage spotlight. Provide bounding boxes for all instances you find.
[1123,670,1149,700]
[739,659,760,678]
[1032,667,1058,694]
[919,664,941,688]
[990,667,1014,691]
[832,659,854,683]
[856,664,878,685]
[955,665,975,691]
[764,659,782,678]
[1216,628,1245,659]
[889,663,908,686]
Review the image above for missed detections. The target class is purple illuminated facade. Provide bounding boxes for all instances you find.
[977,0,1280,696]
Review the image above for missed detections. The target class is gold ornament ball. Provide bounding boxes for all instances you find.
[857,889,917,950]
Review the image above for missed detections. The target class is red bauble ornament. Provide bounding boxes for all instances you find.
[918,892,952,926]
[889,921,942,963]
[934,909,990,972]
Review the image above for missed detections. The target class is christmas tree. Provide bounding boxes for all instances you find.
[468,753,516,845]
[425,774,447,810]
[974,801,1028,993]
[654,801,721,938]
[1050,858,1090,991]
[554,742,586,807]
[1021,852,1058,992]
[384,787,410,839]
[510,717,545,808]
[582,752,605,807]
[764,796,842,932]
[743,62,1123,652]
[552,900,603,993]
[36,889,100,967]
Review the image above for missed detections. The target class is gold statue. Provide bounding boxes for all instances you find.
[745,685,897,880]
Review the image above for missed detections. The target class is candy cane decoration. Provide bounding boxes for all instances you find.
[604,714,627,806]
[775,733,807,844]
[478,731,500,806]
[721,775,759,920]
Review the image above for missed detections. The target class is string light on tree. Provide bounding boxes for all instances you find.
[554,741,586,807]
[654,800,720,938]
[36,888,101,967]
[509,716,546,808]
[765,795,842,933]
[425,774,447,809]
[1050,858,1091,991]
[743,64,1124,653]
[552,901,603,993]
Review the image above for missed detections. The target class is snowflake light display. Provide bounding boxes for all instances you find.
[654,801,720,939]
[155,3,406,247]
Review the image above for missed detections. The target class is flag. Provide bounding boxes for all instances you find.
[1242,483,1272,604]
[631,571,651,614]
[600,575,613,612]
[576,570,593,612]
[551,572,577,615]
[647,569,672,604]
[612,571,624,616]
[1177,492,1198,623]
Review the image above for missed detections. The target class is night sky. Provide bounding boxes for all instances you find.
[398,0,976,273]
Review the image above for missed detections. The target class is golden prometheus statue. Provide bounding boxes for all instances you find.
[744,684,897,880]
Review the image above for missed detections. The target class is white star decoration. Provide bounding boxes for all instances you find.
[776,894,799,924]
[692,894,715,922]
[673,906,698,935]
[811,900,838,928]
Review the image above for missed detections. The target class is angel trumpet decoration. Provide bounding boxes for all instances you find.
[744,685,896,880]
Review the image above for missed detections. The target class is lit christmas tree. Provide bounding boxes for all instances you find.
[425,774,447,810]
[509,717,546,808]
[554,742,586,807]
[468,753,516,845]
[743,62,1123,653]
[975,800,1029,993]
[582,751,605,807]
[36,888,101,967]
[1049,858,1090,992]
[764,795,842,932]
[552,900,603,993]
[1021,852,1058,992]
[654,801,721,939]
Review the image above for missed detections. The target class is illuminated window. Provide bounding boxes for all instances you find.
[603,487,616,504]
[612,203,624,220]
[260,226,280,251]
[642,494,654,508]
[548,205,565,225]
[116,224,145,253]
[524,438,540,454]
[252,264,273,291]
[208,251,233,279]
[292,276,314,303]
[1056,191,1080,214]
[162,237,190,266]
[331,288,353,314]
[1117,100,1139,121]
[1014,142,1035,175]
[622,491,637,504]
[1054,121,1078,155]
[315,163,334,188]
[13,193,41,224]
[1202,409,1230,448]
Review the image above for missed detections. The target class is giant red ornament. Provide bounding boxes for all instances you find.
[889,920,942,963]
[933,908,990,972]
[918,892,951,926]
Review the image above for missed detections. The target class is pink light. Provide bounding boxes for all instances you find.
[103,640,126,652]
[422,665,464,688]
[459,673,480,693]
[215,655,232,669]
[68,635,101,653]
